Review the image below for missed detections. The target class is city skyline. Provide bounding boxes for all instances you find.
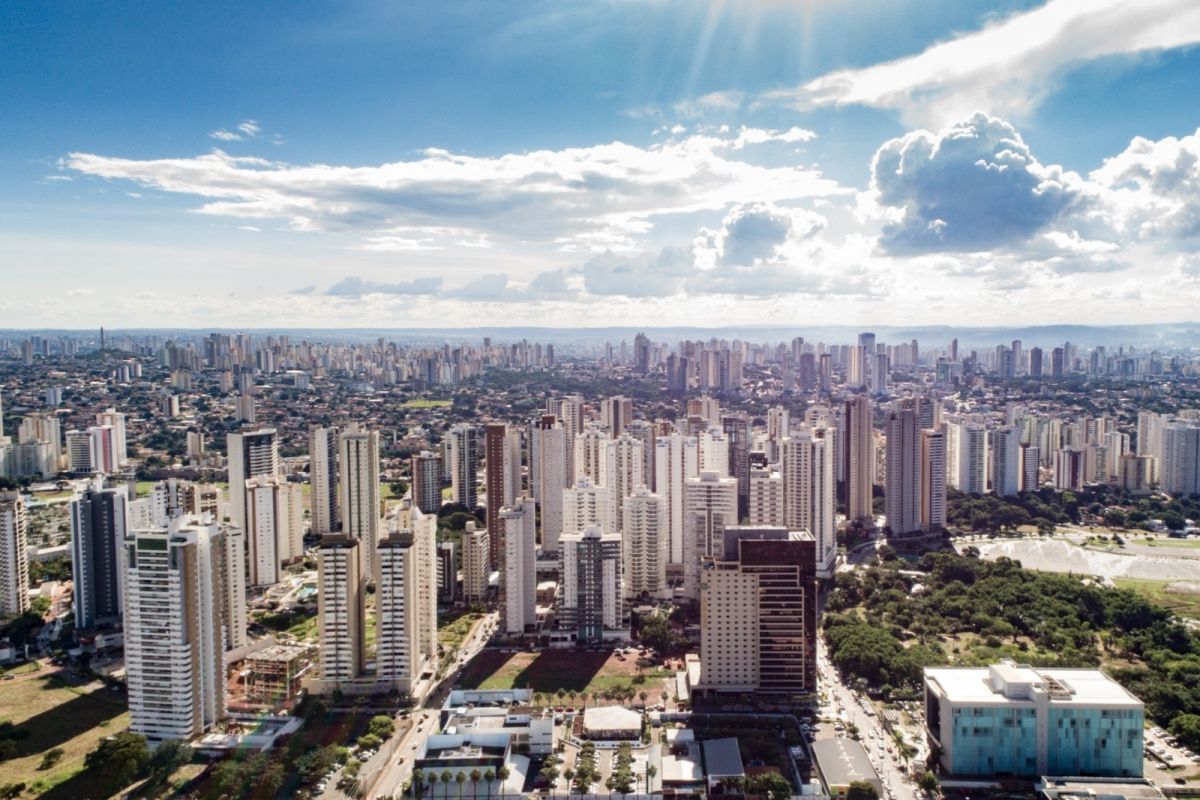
[4,1,1200,327]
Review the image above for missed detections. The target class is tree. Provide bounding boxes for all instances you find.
[84,731,150,787]
[38,746,65,771]
[918,770,939,795]
[428,771,440,797]
[147,738,191,779]
[1170,713,1200,751]
[847,780,880,800]
[368,714,396,740]
[455,770,467,800]
[470,768,482,799]
[745,772,792,800]
[0,784,25,800]
[483,769,495,795]
[413,769,426,799]
[645,764,657,794]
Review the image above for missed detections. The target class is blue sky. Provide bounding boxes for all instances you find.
[3,0,1200,328]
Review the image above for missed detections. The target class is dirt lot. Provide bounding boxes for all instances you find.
[457,649,670,698]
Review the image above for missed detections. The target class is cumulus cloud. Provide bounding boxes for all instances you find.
[870,113,1085,253]
[757,0,1200,127]
[446,273,510,300]
[325,276,442,296]
[60,131,844,251]
[578,247,693,297]
[1091,127,1200,243]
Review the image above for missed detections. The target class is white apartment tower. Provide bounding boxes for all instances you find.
[448,424,480,509]
[531,416,566,552]
[563,476,613,536]
[623,487,667,599]
[309,426,340,536]
[96,408,128,467]
[0,493,29,618]
[226,428,280,536]
[559,525,626,644]
[500,498,537,635]
[655,432,699,566]
[245,474,304,586]
[748,467,785,526]
[375,531,420,694]
[317,535,364,688]
[461,524,490,603]
[124,517,230,743]
[603,434,644,534]
[992,427,1023,498]
[781,428,837,578]
[574,427,609,486]
[682,471,738,600]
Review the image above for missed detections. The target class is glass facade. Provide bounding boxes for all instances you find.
[950,706,1039,776]
[1046,708,1143,778]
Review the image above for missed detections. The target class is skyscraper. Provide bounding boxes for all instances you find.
[781,428,836,578]
[722,413,751,519]
[448,423,481,509]
[601,395,633,437]
[339,424,382,577]
[991,427,1022,498]
[410,450,442,515]
[484,423,522,569]
[96,408,128,468]
[574,427,608,486]
[125,517,231,743]
[531,415,565,552]
[920,427,947,532]
[226,428,280,536]
[562,476,613,535]
[682,471,738,600]
[317,535,364,690]
[245,474,304,586]
[602,434,643,535]
[655,432,699,567]
[558,525,626,645]
[0,492,29,619]
[500,498,537,635]
[376,531,421,694]
[70,479,129,629]
[623,486,667,599]
[843,396,875,525]
[461,523,490,604]
[309,426,340,536]
[886,408,922,536]
[553,395,585,485]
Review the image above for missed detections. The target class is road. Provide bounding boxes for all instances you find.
[817,637,921,800]
[369,610,499,800]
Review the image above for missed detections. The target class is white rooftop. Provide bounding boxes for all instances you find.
[925,662,1141,707]
[583,705,642,733]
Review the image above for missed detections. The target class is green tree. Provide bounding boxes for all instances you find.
[847,780,880,800]
[745,772,793,800]
[918,770,940,795]
[1170,713,1200,751]
[84,731,150,787]
[37,746,65,771]
[147,739,191,779]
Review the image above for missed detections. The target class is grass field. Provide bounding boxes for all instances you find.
[1114,577,1200,620]
[403,399,452,409]
[0,671,130,797]
[458,650,670,697]
[438,611,483,652]
[1132,537,1200,550]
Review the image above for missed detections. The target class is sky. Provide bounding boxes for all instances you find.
[3,0,1200,329]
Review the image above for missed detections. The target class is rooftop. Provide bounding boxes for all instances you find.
[925,662,1142,707]
[582,705,642,733]
[811,738,880,788]
[701,737,745,778]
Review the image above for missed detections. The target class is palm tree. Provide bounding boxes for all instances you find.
[428,772,439,798]
[645,764,657,795]
[470,769,482,799]
[638,691,648,707]
[483,769,495,798]
[441,768,453,793]
[660,691,668,706]
[496,765,510,796]
[455,770,467,800]
[413,768,425,799]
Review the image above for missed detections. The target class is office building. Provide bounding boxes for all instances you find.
[125,517,231,743]
[722,414,751,519]
[781,428,836,578]
[449,423,480,509]
[70,479,130,629]
[697,526,818,696]
[0,492,28,618]
[623,487,667,599]
[682,471,738,600]
[309,426,340,536]
[339,424,382,577]
[924,662,1144,778]
[500,498,537,635]
[410,450,442,515]
[558,525,627,645]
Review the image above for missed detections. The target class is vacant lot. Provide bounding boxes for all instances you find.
[402,399,451,409]
[1114,577,1200,620]
[458,649,670,698]
[0,670,129,797]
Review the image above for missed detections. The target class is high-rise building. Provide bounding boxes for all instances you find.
[1054,448,1085,491]
[748,467,784,526]
[682,471,738,600]
[484,424,522,569]
[992,427,1023,498]
[601,396,633,437]
[558,525,626,645]
[70,479,130,629]
[0,492,29,619]
[17,413,61,473]
[947,421,989,494]
[339,424,382,577]
[125,517,231,743]
[633,332,651,373]
[245,474,304,586]
[226,428,280,535]
[574,427,609,486]
[410,450,442,514]
[765,407,790,464]
[448,423,480,509]
[722,413,751,519]
[1029,346,1044,378]
[886,409,922,537]
[623,487,667,599]
[1022,444,1041,491]
[88,425,117,475]
[781,428,837,578]
[603,434,644,535]
[843,396,875,525]
[500,498,537,635]
[920,427,947,532]
[375,530,427,695]
[96,408,128,467]
[625,420,657,492]
[531,415,566,552]
[309,426,340,536]
[66,429,94,473]
[436,540,457,604]
[553,395,585,485]
[563,476,612,535]
[697,526,817,696]
[1160,423,1200,495]
[655,432,699,566]
[317,535,364,689]
[461,523,490,603]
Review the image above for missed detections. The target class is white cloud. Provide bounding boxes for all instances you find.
[1091,127,1200,243]
[325,276,442,296]
[62,132,845,251]
[757,0,1200,126]
[208,119,263,142]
